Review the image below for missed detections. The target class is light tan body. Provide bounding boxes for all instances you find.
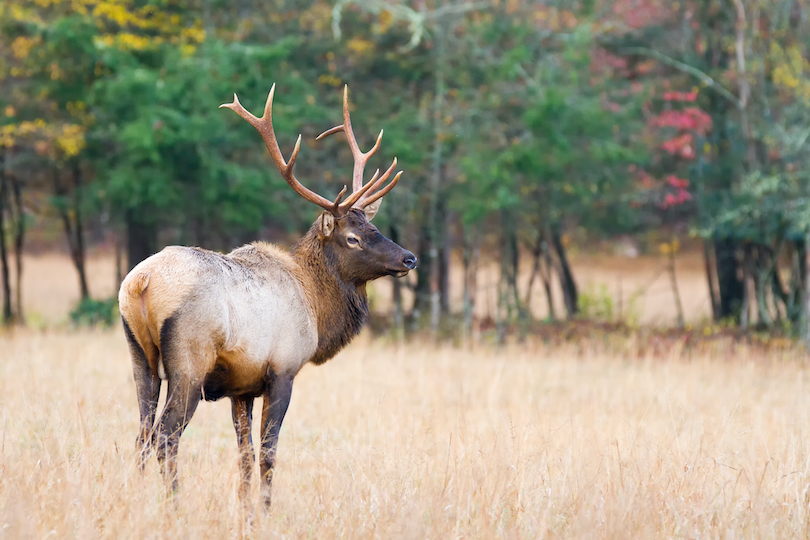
[119,243,319,387]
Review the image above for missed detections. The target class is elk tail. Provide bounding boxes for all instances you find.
[119,271,151,337]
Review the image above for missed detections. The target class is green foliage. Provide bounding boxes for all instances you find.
[87,36,326,245]
[4,0,809,337]
[577,284,643,326]
[69,297,119,328]
[578,284,615,323]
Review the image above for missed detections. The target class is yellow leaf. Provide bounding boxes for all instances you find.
[347,37,374,55]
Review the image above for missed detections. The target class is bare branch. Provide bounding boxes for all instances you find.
[621,46,744,110]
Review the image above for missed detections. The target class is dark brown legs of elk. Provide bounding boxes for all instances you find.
[154,377,202,493]
[124,320,162,469]
[230,374,293,509]
[135,371,161,468]
[260,373,294,508]
[231,396,255,503]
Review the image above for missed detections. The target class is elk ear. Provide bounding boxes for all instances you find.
[317,212,336,238]
[363,198,383,221]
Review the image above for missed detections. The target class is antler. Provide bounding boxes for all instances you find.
[220,84,348,215]
[221,84,402,216]
[316,85,402,209]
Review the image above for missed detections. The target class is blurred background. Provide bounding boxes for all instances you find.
[0,0,809,341]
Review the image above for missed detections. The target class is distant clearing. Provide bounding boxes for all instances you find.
[12,250,709,326]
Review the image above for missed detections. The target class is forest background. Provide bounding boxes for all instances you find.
[2,0,809,343]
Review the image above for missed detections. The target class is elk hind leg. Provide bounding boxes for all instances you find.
[154,316,205,493]
[231,396,255,503]
[155,374,201,494]
[123,318,161,469]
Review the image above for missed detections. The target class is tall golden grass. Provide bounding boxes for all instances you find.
[1,253,808,538]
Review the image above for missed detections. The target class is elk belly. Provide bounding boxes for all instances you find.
[201,355,266,400]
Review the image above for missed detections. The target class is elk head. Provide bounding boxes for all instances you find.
[220,85,416,282]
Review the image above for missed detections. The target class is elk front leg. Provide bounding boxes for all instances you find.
[231,396,255,503]
[259,372,294,508]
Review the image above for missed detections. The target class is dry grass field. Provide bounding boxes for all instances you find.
[2,252,810,538]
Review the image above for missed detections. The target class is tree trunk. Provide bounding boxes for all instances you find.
[10,175,24,323]
[714,237,744,321]
[499,209,522,322]
[411,223,432,323]
[438,203,451,315]
[524,234,543,315]
[542,228,555,321]
[495,274,508,345]
[115,230,125,285]
[509,227,526,324]
[125,208,158,271]
[550,224,578,317]
[804,231,810,346]
[73,208,90,301]
[462,237,479,344]
[524,229,555,321]
[753,245,774,328]
[704,241,721,320]
[701,3,743,323]
[0,168,12,325]
[796,238,808,324]
[739,245,751,332]
[427,9,448,335]
[733,0,757,173]
[54,165,90,300]
[668,249,685,328]
[389,225,405,341]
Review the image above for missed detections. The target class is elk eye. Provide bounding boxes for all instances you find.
[347,236,359,246]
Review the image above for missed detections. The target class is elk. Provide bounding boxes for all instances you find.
[118,84,416,507]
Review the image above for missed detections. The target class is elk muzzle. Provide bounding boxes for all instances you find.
[390,250,417,278]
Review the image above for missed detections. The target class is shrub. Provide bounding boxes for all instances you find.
[69,297,119,328]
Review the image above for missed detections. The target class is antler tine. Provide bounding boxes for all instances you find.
[361,158,397,203]
[221,85,343,214]
[316,124,344,140]
[341,85,384,192]
[340,168,380,208]
[341,156,397,209]
[333,185,348,206]
[359,171,403,208]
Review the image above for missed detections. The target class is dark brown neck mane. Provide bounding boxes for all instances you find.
[290,229,369,365]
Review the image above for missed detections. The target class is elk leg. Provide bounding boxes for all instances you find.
[155,376,201,493]
[259,372,294,508]
[123,319,161,468]
[231,396,255,502]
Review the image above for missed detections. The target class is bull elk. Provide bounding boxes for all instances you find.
[118,84,416,507]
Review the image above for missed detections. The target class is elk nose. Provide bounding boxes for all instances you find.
[403,252,417,270]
